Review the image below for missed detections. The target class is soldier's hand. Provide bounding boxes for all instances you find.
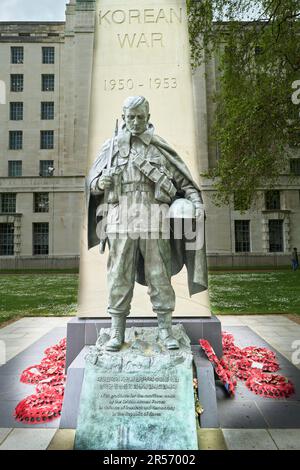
[97,175,113,190]
[194,204,205,220]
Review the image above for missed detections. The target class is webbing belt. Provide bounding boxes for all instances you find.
[121,182,153,193]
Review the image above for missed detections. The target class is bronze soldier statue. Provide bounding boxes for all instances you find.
[86,96,208,352]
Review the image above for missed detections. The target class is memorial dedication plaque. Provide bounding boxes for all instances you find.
[74,326,198,450]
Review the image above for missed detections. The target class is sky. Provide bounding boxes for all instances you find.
[0,0,67,22]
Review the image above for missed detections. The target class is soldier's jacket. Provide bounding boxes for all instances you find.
[86,124,208,296]
[90,125,202,235]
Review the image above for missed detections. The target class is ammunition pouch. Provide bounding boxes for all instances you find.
[132,153,177,204]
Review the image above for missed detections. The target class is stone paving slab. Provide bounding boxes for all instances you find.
[217,399,267,428]
[268,429,300,450]
[47,429,75,450]
[222,429,277,450]
[197,429,227,450]
[216,316,245,326]
[0,428,57,450]
[0,375,36,401]
[0,317,69,362]
[257,402,300,428]
[0,428,12,445]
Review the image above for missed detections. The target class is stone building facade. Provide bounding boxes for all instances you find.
[0,0,299,269]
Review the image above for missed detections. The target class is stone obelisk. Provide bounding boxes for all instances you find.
[77,0,211,318]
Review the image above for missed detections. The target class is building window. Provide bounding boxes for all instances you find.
[265,190,281,210]
[33,223,49,255]
[34,193,49,213]
[40,131,54,149]
[8,161,22,177]
[290,159,300,176]
[11,46,24,64]
[0,194,16,213]
[11,74,24,92]
[42,74,55,92]
[10,102,23,120]
[9,131,23,150]
[42,47,55,64]
[0,223,14,256]
[39,160,54,177]
[41,102,54,120]
[269,220,284,252]
[234,220,250,252]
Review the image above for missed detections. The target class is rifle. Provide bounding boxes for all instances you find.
[99,119,119,254]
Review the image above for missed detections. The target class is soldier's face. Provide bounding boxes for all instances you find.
[123,105,150,135]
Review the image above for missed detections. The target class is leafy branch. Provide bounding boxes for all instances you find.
[187,0,300,206]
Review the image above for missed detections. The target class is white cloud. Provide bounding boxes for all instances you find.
[0,0,68,21]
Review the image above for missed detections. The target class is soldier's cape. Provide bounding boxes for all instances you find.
[86,125,208,296]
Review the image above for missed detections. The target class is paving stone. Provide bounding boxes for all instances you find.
[21,328,66,355]
[0,429,12,445]
[0,333,27,340]
[0,355,42,376]
[0,375,36,401]
[222,429,277,450]
[197,429,227,450]
[256,402,300,428]
[0,428,57,450]
[268,429,300,450]
[217,316,245,326]
[47,429,75,450]
[6,349,28,362]
[4,340,37,350]
[243,315,293,323]
[217,398,267,428]
[9,327,52,336]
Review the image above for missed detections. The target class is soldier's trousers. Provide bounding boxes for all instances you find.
[107,236,175,317]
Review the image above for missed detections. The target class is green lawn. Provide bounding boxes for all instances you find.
[0,274,78,325]
[0,270,299,326]
[209,270,300,314]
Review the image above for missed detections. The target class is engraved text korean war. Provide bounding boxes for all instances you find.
[99,7,183,49]
[98,7,183,93]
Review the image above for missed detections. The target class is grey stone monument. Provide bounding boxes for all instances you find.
[61,0,223,444]
[74,96,207,449]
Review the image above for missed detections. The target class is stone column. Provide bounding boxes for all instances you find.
[77,0,212,317]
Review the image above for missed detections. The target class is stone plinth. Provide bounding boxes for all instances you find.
[65,315,223,371]
[74,325,198,450]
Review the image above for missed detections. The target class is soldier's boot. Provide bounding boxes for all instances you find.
[157,312,179,350]
[105,316,126,352]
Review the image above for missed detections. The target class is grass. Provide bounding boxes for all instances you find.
[0,274,78,325]
[209,270,300,314]
[0,270,299,326]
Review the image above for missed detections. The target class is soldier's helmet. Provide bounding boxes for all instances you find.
[167,198,196,219]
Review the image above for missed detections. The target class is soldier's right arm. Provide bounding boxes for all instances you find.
[89,139,112,195]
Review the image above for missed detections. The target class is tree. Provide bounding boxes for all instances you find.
[187,0,300,206]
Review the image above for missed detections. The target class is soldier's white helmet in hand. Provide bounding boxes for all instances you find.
[167,199,204,219]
